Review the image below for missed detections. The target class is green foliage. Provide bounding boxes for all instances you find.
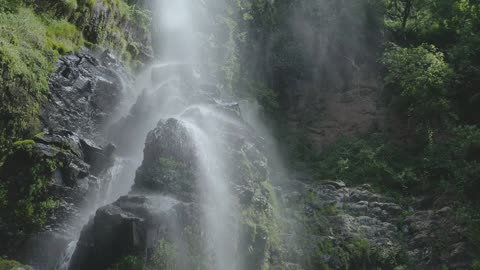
[315,134,418,193]
[111,239,177,270]
[0,143,61,233]
[110,255,143,270]
[47,19,84,55]
[159,158,183,170]
[127,4,152,32]
[244,81,279,114]
[472,259,480,270]
[309,237,402,270]
[0,258,31,270]
[0,0,149,152]
[12,140,35,146]
[382,44,454,132]
[422,126,480,199]
[315,125,480,200]
[239,180,283,270]
[0,183,6,208]
[64,0,78,11]
[181,225,210,270]
[148,239,176,270]
[0,6,84,152]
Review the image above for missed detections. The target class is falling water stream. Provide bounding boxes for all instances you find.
[55,0,252,269]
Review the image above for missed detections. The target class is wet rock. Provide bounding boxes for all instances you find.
[83,1,153,63]
[70,94,278,269]
[405,205,475,269]
[69,194,200,270]
[0,130,116,268]
[280,181,406,269]
[132,119,197,201]
[41,49,135,143]
[321,179,346,189]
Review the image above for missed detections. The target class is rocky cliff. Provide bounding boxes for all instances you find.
[0,0,477,269]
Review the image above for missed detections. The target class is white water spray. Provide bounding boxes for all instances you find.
[57,1,271,269]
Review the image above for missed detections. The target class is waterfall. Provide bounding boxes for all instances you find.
[55,241,77,270]
[56,1,278,269]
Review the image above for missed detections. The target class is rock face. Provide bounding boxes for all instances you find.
[0,131,115,268]
[272,0,386,151]
[280,181,407,269]
[70,195,201,270]
[78,0,154,63]
[0,49,134,269]
[131,119,197,201]
[284,83,385,151]
[69,94,281,270]
[405,202,475,270]
[41,50,135,143]
[277,180,477,270]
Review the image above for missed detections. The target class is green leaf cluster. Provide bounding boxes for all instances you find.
[382,44,453,130]
[0,142,62,234]
[0,258,31,270]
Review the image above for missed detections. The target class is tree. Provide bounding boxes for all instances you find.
[382,44,454,133]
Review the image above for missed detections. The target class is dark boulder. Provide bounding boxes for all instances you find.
[0,131,116,269]
[69,195,201,270]
[41,49,134,143]
[70,101,279,269]
[132,119,197,201]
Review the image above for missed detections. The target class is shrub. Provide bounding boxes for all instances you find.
[472,259,480,270]
[0,258,31,270]
[314,134,418,193]
[47,19,84,55]
[0,143,61,233]
[422,125,480,199]
[382,44,454,134]
[111,255,143,270]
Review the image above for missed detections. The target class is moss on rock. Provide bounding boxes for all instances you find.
[0,0,152,153]
[0,258,31,270]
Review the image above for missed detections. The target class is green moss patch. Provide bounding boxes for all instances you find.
[0,142,62,234]
[0,258,31,270]
[0,6,84,153]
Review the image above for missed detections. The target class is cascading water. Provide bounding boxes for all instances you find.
[56,1,283,269]
[55,242,77,270]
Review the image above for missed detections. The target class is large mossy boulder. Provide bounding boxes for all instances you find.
[132,119,197,201]
[70,99,283,269]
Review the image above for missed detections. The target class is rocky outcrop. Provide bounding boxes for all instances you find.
[79,0,154,63]
[277,179,477,270]
[69,90,281,269]
[0,131,115,269]
[41,50,135,143]
[131,119,197,201]
[0,49,135,268]
[271,0,386,151]
[404,202,475,269]
[69,117,204,270]
[69,195,201,270]
[280,180,407,269]
[285,82,386,151]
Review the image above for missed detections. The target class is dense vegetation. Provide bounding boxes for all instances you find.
[363,0,478,207]
[0,0,150,156]
[228,0,480,266]
[297,0,480,263]
[0,0,151,265]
